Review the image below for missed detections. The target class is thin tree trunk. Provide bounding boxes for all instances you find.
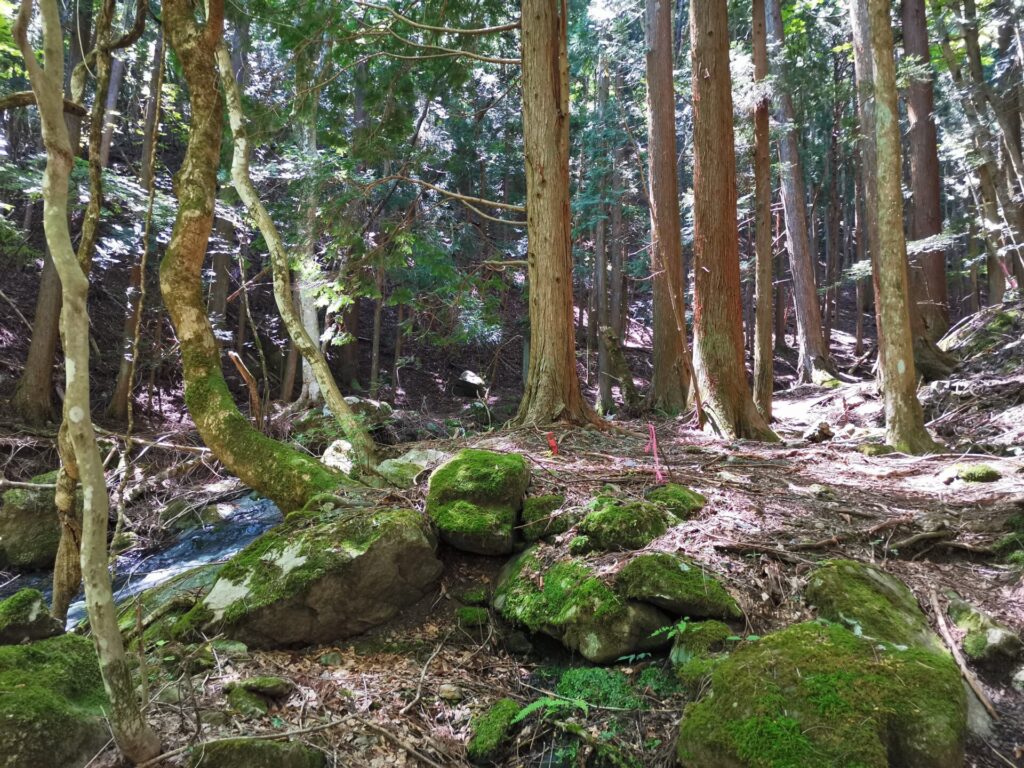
[594,62,612,414]
[369,266,383,398]
[765,0,835,384]
[14,0,161,759]
[609,74,626,342]
[646,0,691,411]
[690,0,776,441]
[11,250,60,424]
[98,55,123,166]
[752,0,773,421]
[515,0,597,426]
[162,0,341,512]
[851,0,938,453]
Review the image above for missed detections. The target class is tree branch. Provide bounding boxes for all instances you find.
[0,90,87,116]
[370,174,525,212]
[355,1,520,35]
[379,29,519,65]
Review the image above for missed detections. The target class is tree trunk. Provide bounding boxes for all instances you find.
[162,0,341,512]
[13,0,161,759]
[216,42,377,472]
[646,0,691,412]
[515,0,596,426]
[690,0,776,441]
[851,0,938,453]
[98,54,123,167]
[752,0,773,421]
[594,63,612,414]
[609,74,626,342]
[11,249,60,424]
[765,0,835,384]
[107,30,164,422]
[902,0,949,339]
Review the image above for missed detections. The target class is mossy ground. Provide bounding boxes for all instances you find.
[577,497,668,551]
[458,606,489,628]
[467,698,521,762]
[955,463,1001,482]
[555,667,643,709]
[676,621,965,768]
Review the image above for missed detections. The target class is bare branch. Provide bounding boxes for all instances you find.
[0,90,88,116]
[380,29,519,65]
[356,1,520,35]
[372,174,526,212]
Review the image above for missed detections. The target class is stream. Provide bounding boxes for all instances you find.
[0,496,282,627]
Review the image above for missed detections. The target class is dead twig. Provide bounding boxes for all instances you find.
[926,589,999,722]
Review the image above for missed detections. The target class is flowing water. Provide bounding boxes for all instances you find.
[0,496,282,627]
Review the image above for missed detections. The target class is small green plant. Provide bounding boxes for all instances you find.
[511,696,588,724]
[652,617,690,642]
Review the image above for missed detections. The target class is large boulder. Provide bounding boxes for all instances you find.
[0,588,63,645]
[493,545,671,663]
[174,505,442,648]
[0,634,110,768]
[0,471,75,570]
[426,449,529,555]
[676,621,966,768]
[615,553,741,620]
[804,559,942,651]
[188,738,324,768]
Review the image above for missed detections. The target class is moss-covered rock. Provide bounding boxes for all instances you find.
[426,449,530,555]
[0,471,77,570]
[857,443,894,457]
[946,592,1022,666]
[0,634,110,768]
[676,621,966,768]
[674,655,722,690]
[671,620,733,661]
[377,448,448,488]
[643,484,707,520]
[520,494,572,541]
[116,562,224,644]
[182,505,442,648]
[577,497,668,551]
[955,463,1001,482]
[226,686,268,717]
[459,587,489,606]
[226,675,295,699]
[615,553,741,620]
[467,698,521,763]
[188,738,325,768]
[804,560,942,651]
[0,588,63,644]
[457,606,489,629]
[492,547,671,664]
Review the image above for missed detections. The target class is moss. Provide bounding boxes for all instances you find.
[857,443,894,457]
[674,655,720,689]
[568,535,592,555]
[673,620,732,659]
[0,588,47,627]
[955,463,1001,482]
[804,560,940,651]
[0,470,67,570]
[460,587,489,606]
[578,497,668,551]
[556,667,643,709]
[188,737,325,768]
[227,686,268,717]
[227,676,294,699]
[0,634,110,767]
[676,621,966,768]
[521,494,568,541]
[458,606,489,629]
[615,553,741,620]
[493,551,626,634]
[644,484,707,520]
[635,665,683,697]
[171,602,215,642]
[426,449,529,555]
[467,698,521,762]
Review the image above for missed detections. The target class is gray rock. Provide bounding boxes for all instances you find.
[185,506,442,648]
[343,396,393,426]
[453,370,486,397]
[377,448,448,488]
[946,592,1022,666]
[0,471,75,570]
[0,588,63,644]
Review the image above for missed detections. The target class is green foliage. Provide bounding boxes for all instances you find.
[467,698,521,761]
[512,696,587,725]
[555,667,642,709]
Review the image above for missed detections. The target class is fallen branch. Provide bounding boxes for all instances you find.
[926,589,999,722]
[790,515,914,551]
[351,715,450,768]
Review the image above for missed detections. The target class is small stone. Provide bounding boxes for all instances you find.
[438,683,463,703]
[318,651,343,666]
[802,421,834,443]
[227,675,295,699]
[1012,665,1024,693]
[453,370,486,398]
[321,439,355,475]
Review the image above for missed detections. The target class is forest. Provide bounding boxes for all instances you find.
[0,0,1022,765]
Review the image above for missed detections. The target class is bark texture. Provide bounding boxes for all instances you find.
[690,0,776,441]
[14,0,160,759]
[752,0,773,421]
[645,0,691,412]
[765,0,834,384]
[162,0,341,511]
[515,0,596,426]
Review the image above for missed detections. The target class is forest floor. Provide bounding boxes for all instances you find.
[1,304,1022,768]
